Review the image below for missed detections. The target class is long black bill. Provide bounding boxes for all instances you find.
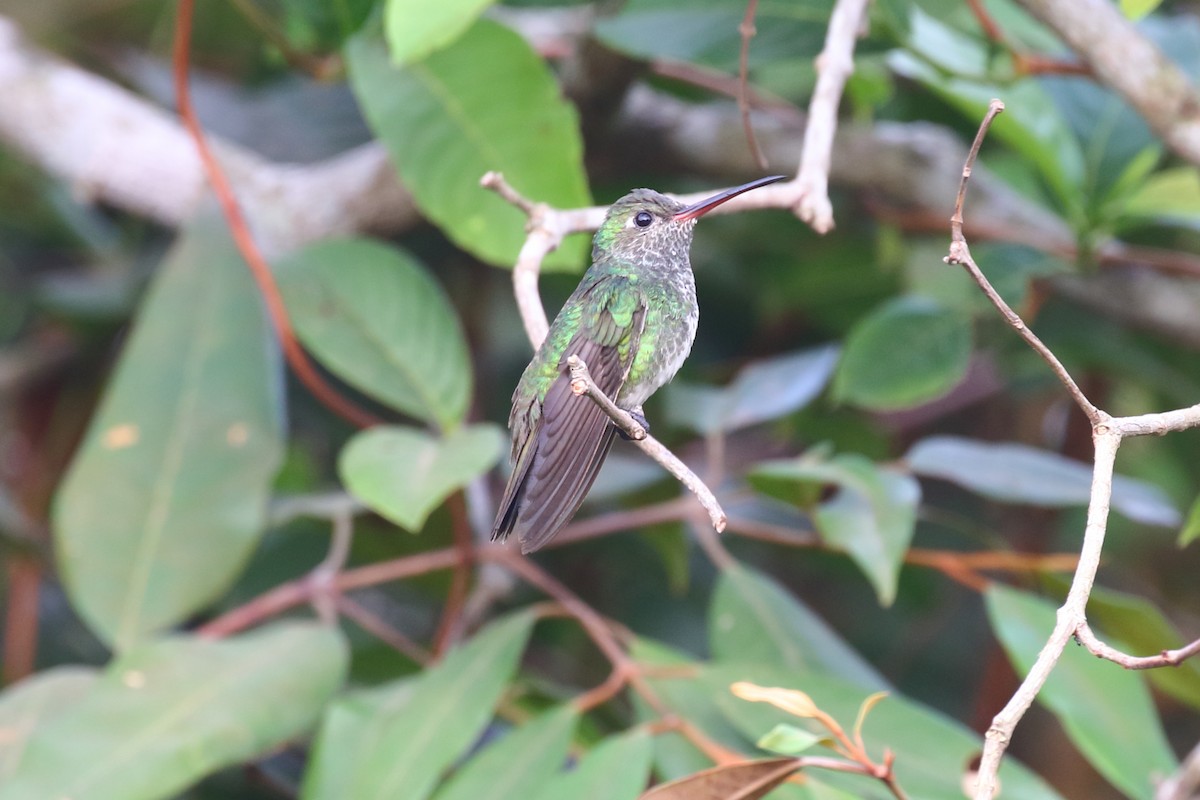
[673,174,787,222]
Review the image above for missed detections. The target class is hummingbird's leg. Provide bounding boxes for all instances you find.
[616,405,650,441]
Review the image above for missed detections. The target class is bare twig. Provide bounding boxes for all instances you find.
[945,99,1102,425]
[1075,624,1200,670]
[947,101,1200,800]
[737,0,768,170]
[336,594,432,665]
[172,0,382,430]
[793,0,870,233]
[431,491,474,658]
[1157,738,1200,800]
[567,355,647,440]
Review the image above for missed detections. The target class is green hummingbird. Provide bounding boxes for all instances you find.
[491,175,785,553]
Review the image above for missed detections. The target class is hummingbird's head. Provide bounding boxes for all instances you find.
[592,176,787,269]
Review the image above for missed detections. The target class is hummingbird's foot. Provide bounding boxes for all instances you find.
[616,407,650,441]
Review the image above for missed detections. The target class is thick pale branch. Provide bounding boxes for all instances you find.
[794,0,870,233]
[1018,0,1200,166]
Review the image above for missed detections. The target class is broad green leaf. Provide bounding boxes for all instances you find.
[666,345,840,435]
[638,757,800,800]
[0,623,347,800]
[347,20,590,271]
[532,729,653,800]
[906,436,1181,527]
[53,214,285,650]
[710,563,888,690]
[833,296,971,411]
[595,0,829,73]
[629,638,756,782]
[339,423,504,531]
[0,667,97,780]
[305,611,535,800]
[891,14,1085,214]
[277,238,471,429]
[756,724,822,756]
[986,586,1177,799]
[433,706,578,800]
[1121,166,1200,231]
[1080,584,1200,711]
[385,0,495,64]
[706,662,1065,800]
[750,454,920,605]
[1180,493,1200,547]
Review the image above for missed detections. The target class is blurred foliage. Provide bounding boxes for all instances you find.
[1,0,1199,798]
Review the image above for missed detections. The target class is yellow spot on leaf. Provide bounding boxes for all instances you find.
[122,670,146,689]
[731,682,821,718]
[103,424,139,450]
[226,423,249,447]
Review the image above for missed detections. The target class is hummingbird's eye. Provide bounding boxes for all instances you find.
[633,211,653,228]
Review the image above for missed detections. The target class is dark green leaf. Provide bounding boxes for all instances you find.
[304,610,535,800]
[0,623,347,800]
[347,20,590,270]
[433,705,578,800]
[0,668,97,780]
[595,0,829,74]
[339,423,504,532]
[277,238,472,429]
[709,563,888,690]
[906,436,1181,527]
[750,454,919,605]
[385,0,496,64]
[833,296,971,411]
[705,662,1065,800]
[532,729,653,800]
[666,345,839,435]
[53,213,285,650]
[986,586,1177,798]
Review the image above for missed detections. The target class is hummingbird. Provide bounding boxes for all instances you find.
[491,175,785,553]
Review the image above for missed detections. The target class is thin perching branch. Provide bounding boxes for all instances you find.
[793,0,870,233]
[736,0,768,170]
[948,100,1200,800]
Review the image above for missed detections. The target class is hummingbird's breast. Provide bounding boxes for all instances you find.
[619,271,698,408]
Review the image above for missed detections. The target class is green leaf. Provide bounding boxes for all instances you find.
[1180,493,1200,547]
[833,296,971,411]
[595,0,830,74]
[53,213,285,650]
[277,238,472,429]
[986,586,1177,799]
[347,20,590,271]
[1079,584,1200,711]
[385,0,496,64]
[532,729,653,800]
[1121,166,1200,231]
[0,623,347,800]
[304,610,535,800]
[756,724,822,756]
[433,706,578,800]
[706,662,1065,800]
[710,563,888,690]
[1120,0,1163,20]
[750,454,920,605]
[339,423,504,532]
[906,436,1181,527]
[891,13,1086,215]
[0,668,97,780]
[666,345,840,436]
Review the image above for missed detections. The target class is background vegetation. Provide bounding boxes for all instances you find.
[1,0,1199,798]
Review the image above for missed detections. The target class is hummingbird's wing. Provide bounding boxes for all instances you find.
[492,277,646,553]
